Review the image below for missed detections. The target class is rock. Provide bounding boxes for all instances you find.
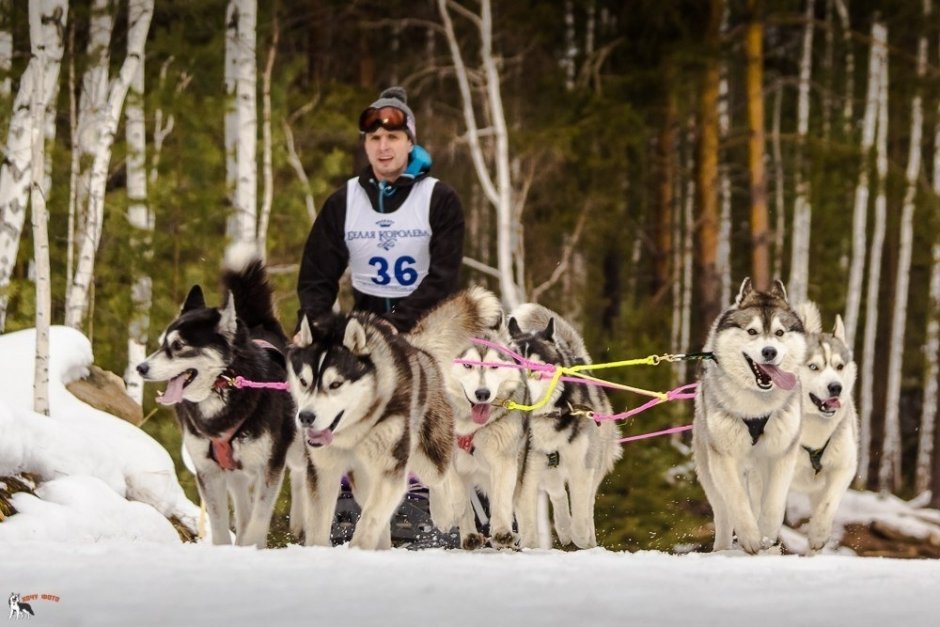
[66,365,144,426]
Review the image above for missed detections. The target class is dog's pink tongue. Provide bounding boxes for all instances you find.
[758,363,798,390]
[157,373,188,405]
[471,403,492,425]
[306,428,334,446]
[823,396,842,410]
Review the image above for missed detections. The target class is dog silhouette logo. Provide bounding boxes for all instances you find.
[8,593,35,620]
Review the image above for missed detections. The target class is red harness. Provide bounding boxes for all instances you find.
[457,433,475,455]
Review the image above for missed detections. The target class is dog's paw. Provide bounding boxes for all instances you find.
[462,533,486,551]
[736,530,763,555]
[554,527,573,546]
[490,529,517,549]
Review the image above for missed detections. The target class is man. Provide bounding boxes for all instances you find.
[296,86,465,333]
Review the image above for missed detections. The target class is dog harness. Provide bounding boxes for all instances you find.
[802,437,832,475]
[457,433,475,455]
[743,415,771,445]
[208,416,248,471]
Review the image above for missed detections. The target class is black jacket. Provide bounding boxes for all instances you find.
[296,163,464,333]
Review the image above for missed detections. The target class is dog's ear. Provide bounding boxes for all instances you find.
[296,315,314,348]
[734,277,753,307]
[833,314,846,343]
[543,317,555,342]
[770,279,789,304]
[507,316,522,338]
[181,285,205,312]
[218,291,237,338]
[343,318,370,356]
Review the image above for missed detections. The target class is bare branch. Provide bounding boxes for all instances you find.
[530,202,590,302]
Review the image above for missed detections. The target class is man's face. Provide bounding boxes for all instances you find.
[364,127,412,182]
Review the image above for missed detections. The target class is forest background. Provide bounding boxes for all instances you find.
[1,0,939,552]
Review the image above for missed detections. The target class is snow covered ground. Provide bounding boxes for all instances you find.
[2,327,940,626]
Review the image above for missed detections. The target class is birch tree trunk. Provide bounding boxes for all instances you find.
[745,0,770,290]
[771,81,786,282]
[438,0,523,308]
[0,0,12,101]
[917,239,940,494]
[562,0,576,91]
[680,122,694,382]
[917,54,940,494]
[788,0,815,304]
[29,2,51,417]
[833,0,854,134]
[858,39,888,487]
[0,0,66,332]
[879,8,927,493]
[717,6,732,307]
[64,0,154,329]
[235,0,257,244]
[258,11,278,257]
[845,22,887,347]
[123,0,151,405]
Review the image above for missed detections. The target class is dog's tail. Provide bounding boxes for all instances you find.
[794,301,822,335]
[407,286,502,365]
[222,243,287,347]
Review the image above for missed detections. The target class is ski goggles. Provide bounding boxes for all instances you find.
[358,106,409,134]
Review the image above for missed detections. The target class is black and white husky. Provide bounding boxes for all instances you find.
[508,304,622,550]
[791,302,858,552]
[9,594,34,619]
[137,245,306,547]
[288,286,502,550]
[693,278,807,553]
[448,324,530,550]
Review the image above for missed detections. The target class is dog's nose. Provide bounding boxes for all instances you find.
[474,388,491,403]
[828,382,842,397]
[136,362,149,376]
[297,411,317,427]
[761,346,777,362]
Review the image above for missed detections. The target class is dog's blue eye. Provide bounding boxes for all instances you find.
[747,329,758,336]
[329,380,342,390]
[809,364,818,371]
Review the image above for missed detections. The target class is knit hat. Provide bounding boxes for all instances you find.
[364,86,417,142]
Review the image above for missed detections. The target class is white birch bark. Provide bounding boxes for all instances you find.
[771,81,785,282]
[0,0,66,332]
[123,0,151,405]
[438,0,523,308]
[833,0,854,134]
[64,0,154,329]
[66,20,77,292]
[224,0,237,222]
[257,15,278,257]
[822,0,833,138]
[717,7,732,306]
[858,38,888,486]
[29,2,51,417]
[917,240,940,494]
[562,0,576,91]
[680,124,694,383]
[225,0,257,244]
[788,0,815,304]
[0,0,12,100]
[879,8,928,493]
[845,22,886,347]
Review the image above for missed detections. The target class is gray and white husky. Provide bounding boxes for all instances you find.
[790,302,858,553]
[693,278,807,553]
[137,244,306,548]
[448,324,530,550]
[508,304,622,549]
[288,286,502,550]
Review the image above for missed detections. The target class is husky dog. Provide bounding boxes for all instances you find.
[693,278,807,553]
[137,245,306,547]
[508,304,622,549]
[288,287,502,550]
[790,302,858,552]
[9,594,34,619]
[448,324,530,550]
